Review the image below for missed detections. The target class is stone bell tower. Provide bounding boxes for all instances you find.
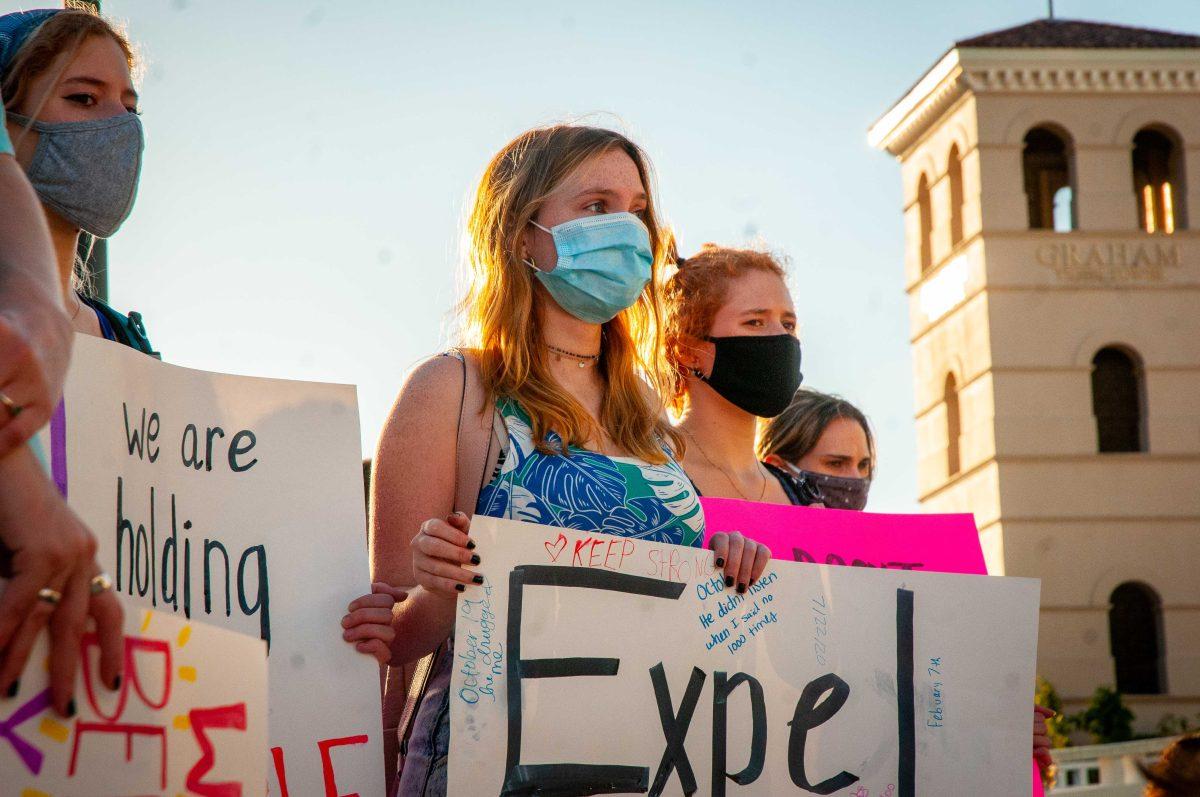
[869,18,1200,730]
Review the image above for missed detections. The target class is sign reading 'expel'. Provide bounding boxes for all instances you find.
[57,334,382,796]
[450,516,1040,796]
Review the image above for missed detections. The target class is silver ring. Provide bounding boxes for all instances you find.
[0,391,20,418]
[37,587,62,605]
[89,573,113,596]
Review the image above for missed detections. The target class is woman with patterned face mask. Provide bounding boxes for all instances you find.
[760,388,875,511]
[1,7,153,353]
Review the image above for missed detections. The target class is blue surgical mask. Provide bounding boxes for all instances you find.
[525,212,653,324]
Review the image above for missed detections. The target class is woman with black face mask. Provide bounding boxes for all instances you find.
[759,388,875,511]
[664,244,810,521]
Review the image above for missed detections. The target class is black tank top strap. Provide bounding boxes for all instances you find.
[763,461,805,506]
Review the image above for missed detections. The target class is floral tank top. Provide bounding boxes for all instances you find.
[396,396,704,796]
[476,397,704,545]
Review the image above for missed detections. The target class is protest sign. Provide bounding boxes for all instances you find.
[704,498,1047,796]
[702,498,987,575]
[4,607,266,795]
[449,516,1041,795]
[57,334,382,796]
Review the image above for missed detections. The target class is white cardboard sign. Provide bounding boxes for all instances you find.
[4,607,267,795]
[450,516,1041,796]
[58,334,383,796]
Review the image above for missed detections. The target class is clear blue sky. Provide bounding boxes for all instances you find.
[7,0,1198,511]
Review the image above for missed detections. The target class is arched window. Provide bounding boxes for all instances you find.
[917,173,933,273]
[948,145,965,246]
[944,374,960,476]
[1091,347,1146,453]
[1109,582,1165,695]
[1133,127,1186,233]
[1023,127,1075,231]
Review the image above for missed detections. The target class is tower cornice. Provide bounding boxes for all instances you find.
[869,47,1200,157]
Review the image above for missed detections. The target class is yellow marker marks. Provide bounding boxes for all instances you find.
[173,714,191,731]
[177,625,192,648]
[21,789,53,797]
[140,611,153,633]
[178,665,197,682]
[38,717,70,743]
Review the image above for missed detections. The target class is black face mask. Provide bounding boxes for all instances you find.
[700,334,803,418]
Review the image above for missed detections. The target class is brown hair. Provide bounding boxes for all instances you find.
[2,5,137,114]
[662,244,787,413]
[758,388,875,478]
[460,123,681,462]
[1141,734,1200,797]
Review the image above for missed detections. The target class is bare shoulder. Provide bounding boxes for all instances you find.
[377,353,467,446]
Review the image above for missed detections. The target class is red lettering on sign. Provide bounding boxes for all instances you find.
[69,722,166,788]
[318,734,368,797]
[186,703,247,796]
[271,746,291,797]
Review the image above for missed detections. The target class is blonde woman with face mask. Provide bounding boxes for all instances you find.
[340,125,771,795]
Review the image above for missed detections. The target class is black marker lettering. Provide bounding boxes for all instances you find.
[711,671,767,796]
[786,673,857,794]
[649,664,705,796]
[503,565,685,796]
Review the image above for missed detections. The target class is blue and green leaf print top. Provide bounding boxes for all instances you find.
[476,397,704,547]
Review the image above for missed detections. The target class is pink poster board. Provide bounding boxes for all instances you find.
[701,497,1046,796]
[701,497,987,575]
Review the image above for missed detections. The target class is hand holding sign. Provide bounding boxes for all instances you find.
[0,445,123,717]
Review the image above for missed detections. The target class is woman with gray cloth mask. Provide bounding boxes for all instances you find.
[0,3,159,720]
[2,6,153,353]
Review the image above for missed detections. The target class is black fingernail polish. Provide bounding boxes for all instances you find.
[737,583,746,594]
[715,557,725,568]
[5,680,17,698]
[470,554,481,565]
[111,674,121,691]
[466,540,477,550]
[472,575,484,584]
[66,698,76,717]
[455,583,465,592]
[724,576,734,588]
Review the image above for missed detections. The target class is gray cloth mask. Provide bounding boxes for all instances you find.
[7,111,143,238]
[788,465,872,511]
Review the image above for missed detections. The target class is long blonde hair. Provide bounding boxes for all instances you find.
[459,124,681,463]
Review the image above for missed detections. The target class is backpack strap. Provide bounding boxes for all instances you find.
[79,294,160,359]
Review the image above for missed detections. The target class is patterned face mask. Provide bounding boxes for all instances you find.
[785,463,871,511]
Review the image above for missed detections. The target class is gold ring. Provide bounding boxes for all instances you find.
[89,573,113,596]
[0,391,20,418]
[37,587,62,605]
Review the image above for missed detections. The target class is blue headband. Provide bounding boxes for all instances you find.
[0,10,61,80]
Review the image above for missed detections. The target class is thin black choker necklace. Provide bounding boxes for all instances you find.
[547,343,601,368]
